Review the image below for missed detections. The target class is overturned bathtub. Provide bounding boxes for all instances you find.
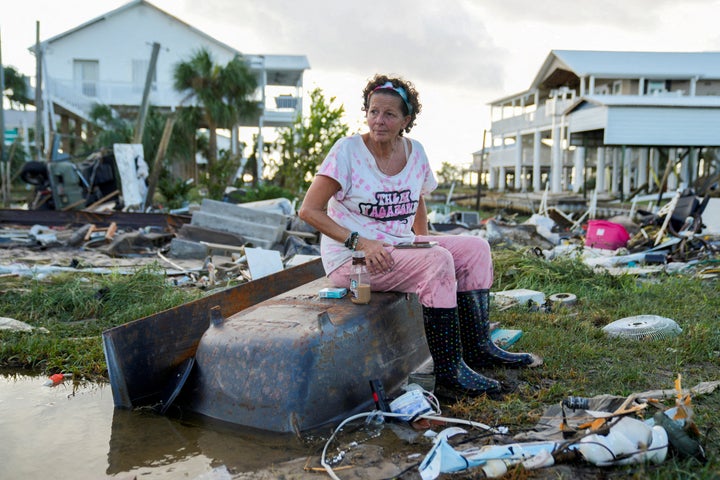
[102,258,430,434]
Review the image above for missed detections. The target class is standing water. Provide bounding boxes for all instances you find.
[0,373,325,479]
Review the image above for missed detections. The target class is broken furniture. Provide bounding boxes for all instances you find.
[636,189,711,243]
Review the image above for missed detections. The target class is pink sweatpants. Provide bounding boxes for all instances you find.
[328,235,494,308]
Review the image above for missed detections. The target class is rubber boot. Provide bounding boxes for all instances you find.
[457,289,543,368]
[422,306,500,396]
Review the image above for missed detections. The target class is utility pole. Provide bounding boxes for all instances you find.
[133,42,161,144]
[34,21,43,161]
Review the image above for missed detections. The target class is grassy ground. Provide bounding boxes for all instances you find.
[449,249,720,479]
[0,248,718,478]
[0,264,200,377]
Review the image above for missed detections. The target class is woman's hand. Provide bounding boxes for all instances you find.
[356,237,394,274]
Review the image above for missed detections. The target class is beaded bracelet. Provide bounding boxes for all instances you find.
[344,231,359,250]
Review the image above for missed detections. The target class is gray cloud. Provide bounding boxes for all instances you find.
[185,0,505,91]
[479,0,713,27]
[172,0,720,164]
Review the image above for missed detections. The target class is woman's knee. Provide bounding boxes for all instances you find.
[416,248,457,308]
[425,247,456,275]
[466,235,491,253]
[458,237,491,264]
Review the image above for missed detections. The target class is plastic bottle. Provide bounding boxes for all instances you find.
[350,251,371,304]
[43,373,72,387]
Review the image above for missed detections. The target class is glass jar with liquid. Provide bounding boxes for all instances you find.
[350,251,371,304]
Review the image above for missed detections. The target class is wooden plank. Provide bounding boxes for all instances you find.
[0,208,190,230]
[102,257,325,408]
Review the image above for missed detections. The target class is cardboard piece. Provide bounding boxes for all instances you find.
[245,247,283,280]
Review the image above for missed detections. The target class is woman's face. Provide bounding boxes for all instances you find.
[366,92,410,143]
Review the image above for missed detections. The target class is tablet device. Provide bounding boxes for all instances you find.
[395,241,438,248]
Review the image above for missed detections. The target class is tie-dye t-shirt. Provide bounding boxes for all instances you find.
[316,133,438,274]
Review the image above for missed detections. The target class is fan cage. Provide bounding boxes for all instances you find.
[602,315,682,340]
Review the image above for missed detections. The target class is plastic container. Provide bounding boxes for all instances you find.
[43,373,72,386]
[389,388,433,421]
[585,220,630,250]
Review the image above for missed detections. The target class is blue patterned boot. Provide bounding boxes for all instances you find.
[422,306,500,396]
[457,289,543,368]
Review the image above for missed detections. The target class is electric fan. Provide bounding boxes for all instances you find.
[602,315,682,340]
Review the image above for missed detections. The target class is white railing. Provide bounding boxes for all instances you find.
[46,78,300,125]
[49,79,185,111]
[491,98,576,135]
[45,79,98,118]
[487,146,518,168]
[486,145,553,169]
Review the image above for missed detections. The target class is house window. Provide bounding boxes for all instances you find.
[648,80,666,95]
[73,59,99,97]
[132,59,157,92]
[612,80,622,95]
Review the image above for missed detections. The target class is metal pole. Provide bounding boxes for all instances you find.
[475,129,487,211]
[133,42,161,144]
[34,21,43,161]
[256,56,266,185]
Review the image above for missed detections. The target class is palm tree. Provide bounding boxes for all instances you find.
[2,66,31,110]
[173,48,258,171]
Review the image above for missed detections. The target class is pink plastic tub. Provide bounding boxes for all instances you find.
[585,220,630,250]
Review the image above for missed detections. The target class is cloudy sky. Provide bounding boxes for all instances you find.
[4,0,720,171]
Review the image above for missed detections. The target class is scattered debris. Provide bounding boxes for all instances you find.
[413,375,712,479]
[0,316,49,333]
[1,182,716,289]
[0,197,320,288]
[43,373,73,387]
[484,218,557,250]
[585,219,631,250]
[548,292,577,306]
[492,289,545,309]
[603,315,683,340]
[2,189,718,479]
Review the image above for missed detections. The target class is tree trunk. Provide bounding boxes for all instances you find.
[208,120,218,172]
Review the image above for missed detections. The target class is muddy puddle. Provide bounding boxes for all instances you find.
[0,373,342,479]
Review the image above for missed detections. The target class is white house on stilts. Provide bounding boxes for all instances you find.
[480,50,720,198]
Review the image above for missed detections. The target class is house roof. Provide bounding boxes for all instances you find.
[36,0,240,54]
[490,49,720,106]
[532,50,720,89]
[552,50,720,78]
[32,0,310,83]
[486,90,535,106]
